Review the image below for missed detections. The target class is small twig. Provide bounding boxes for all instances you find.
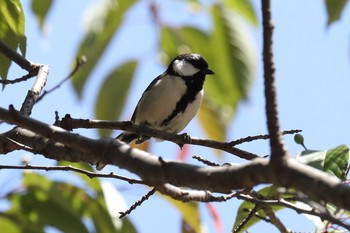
[237,193,350,231]
[233,205,259,233]
[19,65,49,116]
[119,188,156,218]
[260,205,289,233]
[0,40,34,71]
[37,56,86,103]
[0,71,37,85]
[192,155,220,166]
[230,130,302,146]
[0,164,146,185]
[155,183,247,202]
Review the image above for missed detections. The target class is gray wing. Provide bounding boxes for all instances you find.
[130,73,164,122]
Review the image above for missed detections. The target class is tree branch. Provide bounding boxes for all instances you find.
[1,105,350,214]
[262,0,287,161]
[54,115,300,161]
[0,164,146,185]
[20,65,49,116]
[0,40,35,71]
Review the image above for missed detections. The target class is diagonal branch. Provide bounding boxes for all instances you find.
[0,40,34,71]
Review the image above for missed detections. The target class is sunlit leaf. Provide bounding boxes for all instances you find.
[0,215,24,233]
[72,0,136,97]
[31,0,53,30]
[297,150,326,170]
[19,173,89,233]
[0,0,26,80]
[323,144,349,180]
[198,98,226,142]
[297,145,350,180]
[95,61,137,137]
[88,200,117,233]
[0,212,44,233]
[222,0,258,26]
[233,185,294,232]
[325,0,348,25]
[57,161,103,192]
[96,182,137,233]
[210,4,256,107]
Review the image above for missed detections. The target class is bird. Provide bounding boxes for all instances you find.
[96,53,214,170]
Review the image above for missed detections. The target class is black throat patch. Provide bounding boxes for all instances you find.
[161,73,205,126]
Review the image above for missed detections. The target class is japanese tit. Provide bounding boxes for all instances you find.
[96,53,214,170]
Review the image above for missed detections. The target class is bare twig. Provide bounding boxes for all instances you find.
[0,40,48,117]
[192,155,220,166]
[260,205,289,233]
[262,0,287,160]
[119,188,156,218]
[20,65,49,116]
[233,205,259,233]
[155,183,247,202]
[0,164,146,185]
[237,194,350,231]
[0,40,34,71]
[0,71,37,85]
[230,130,302,146]
[37,56,86,103]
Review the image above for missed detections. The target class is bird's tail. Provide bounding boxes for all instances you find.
[116,132,139,144]
[96,133,148,171]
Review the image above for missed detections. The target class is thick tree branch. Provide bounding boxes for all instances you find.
[262,0,287,161]
[1,106,350,213]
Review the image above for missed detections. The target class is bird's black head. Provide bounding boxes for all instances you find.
[167,53,214,77]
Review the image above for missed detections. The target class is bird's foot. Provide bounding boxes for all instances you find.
[177,133,191,149]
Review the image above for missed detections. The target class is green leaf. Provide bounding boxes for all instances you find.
[0,212,44,233]
[325,0,348,25]
[31,0,53,30]
[20,173,90,233]
[72,0,136,97]
[233,186,294,231]
[222,0,258,26]
[95,61,137,137]
[323,144,349,180]
[198,98,226,142]
[210,4,256,107]
[0,0,26,80]
[57,161,103,192]
[297,150,326,170]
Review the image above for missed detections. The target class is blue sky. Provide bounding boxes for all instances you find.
[1,0,350,232]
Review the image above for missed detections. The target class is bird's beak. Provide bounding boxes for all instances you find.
[204,68,215,75]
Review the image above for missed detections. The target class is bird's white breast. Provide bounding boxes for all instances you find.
[134,75,187,126]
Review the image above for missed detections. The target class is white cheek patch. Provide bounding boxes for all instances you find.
[173,60,200,76]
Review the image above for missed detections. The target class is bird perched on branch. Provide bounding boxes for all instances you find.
[96,53,214,170]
